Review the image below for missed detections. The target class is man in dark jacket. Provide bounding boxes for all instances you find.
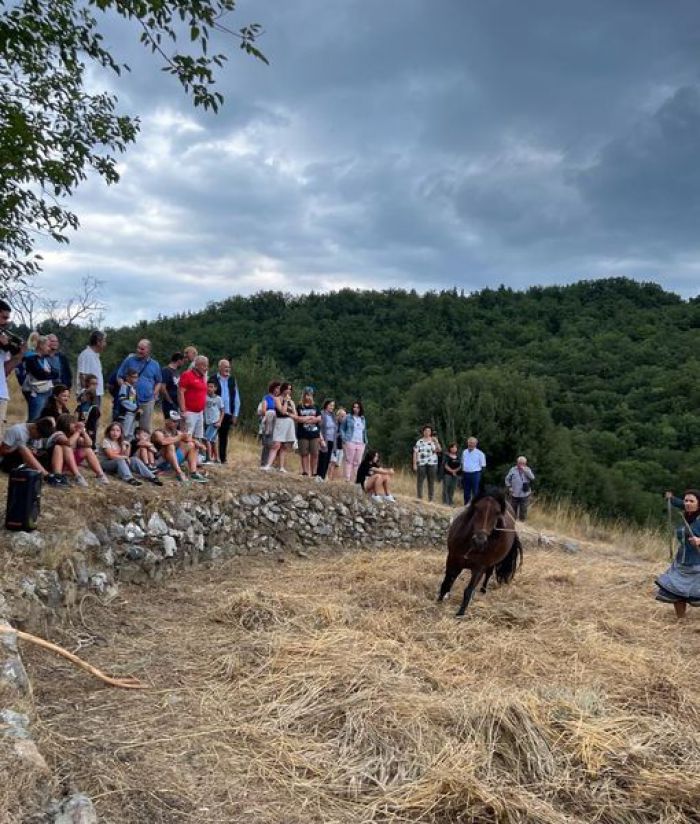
[214,359,239,464]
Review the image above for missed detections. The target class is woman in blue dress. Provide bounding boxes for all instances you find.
[655,489,700,618]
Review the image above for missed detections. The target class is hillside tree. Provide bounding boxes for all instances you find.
[0,0,266,285]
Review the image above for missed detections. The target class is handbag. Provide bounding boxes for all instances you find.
[27,378,53,394]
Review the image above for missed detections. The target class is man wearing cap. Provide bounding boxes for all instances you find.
[151,411,208,483]
[214,359,240,464]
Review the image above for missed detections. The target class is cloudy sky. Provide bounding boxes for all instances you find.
[35,0,700,326]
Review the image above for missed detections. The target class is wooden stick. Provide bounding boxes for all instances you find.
[0,625,147,690]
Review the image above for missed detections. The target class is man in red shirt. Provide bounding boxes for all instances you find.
[178,355,208,440]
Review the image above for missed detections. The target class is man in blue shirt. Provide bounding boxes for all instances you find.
[214,358,240,464]
[116,339,162,433]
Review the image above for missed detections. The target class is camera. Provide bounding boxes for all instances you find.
[0,328,24,355]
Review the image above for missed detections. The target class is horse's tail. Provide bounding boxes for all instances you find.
[495,534,523,585]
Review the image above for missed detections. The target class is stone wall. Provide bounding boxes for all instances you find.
[4,485,451,616]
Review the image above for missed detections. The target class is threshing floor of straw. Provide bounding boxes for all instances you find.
[23,544,700,824]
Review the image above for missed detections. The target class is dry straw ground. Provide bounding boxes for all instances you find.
[17,537,700,824]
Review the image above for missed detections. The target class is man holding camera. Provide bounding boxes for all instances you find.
[505,455,535,521]
[0,299,26,441]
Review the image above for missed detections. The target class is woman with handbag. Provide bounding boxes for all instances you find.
[22,335,58,421]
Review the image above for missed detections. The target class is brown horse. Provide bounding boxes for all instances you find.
[438,489,523,617]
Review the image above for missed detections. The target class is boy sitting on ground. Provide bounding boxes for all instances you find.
[0,417,69,487]
[76,373,101,444]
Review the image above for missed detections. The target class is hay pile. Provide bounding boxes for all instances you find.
[20,544,700,823]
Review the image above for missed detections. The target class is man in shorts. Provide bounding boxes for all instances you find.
[178,355,208,442]
[296,388,323,477]
[151,412,209,483]
[0,416,70,487]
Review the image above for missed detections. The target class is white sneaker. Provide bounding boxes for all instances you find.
[96,474,110,485]
[260,465,272,471]
[75,475,88,488]
[383,494,396,502]
[279,468,288,474]
[371,494,383,501]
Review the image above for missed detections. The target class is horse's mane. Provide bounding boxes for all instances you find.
[470,486,507,511]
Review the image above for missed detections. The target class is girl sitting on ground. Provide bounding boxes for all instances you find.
[356,450,395,501]
[134,428,158,470]
[54,413,109,486]
[41,384,71,420]
[76,374,101,445]
[99,421,162,487]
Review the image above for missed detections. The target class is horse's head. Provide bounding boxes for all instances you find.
[469,493,507,550]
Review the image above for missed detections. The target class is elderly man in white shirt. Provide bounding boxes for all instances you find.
[77,330,106,404]
[461,436,486,504]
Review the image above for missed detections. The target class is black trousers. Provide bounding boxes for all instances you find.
[316,447,332,479]
[218,413,233,463]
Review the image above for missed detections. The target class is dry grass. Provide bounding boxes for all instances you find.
[18,543,700,823]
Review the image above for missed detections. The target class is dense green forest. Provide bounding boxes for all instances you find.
[53,277,700,524]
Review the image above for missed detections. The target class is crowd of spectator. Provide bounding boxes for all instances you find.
[0,300,535,514]
[0,302,240,489]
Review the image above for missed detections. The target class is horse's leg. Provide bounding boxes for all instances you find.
[480,566,494,594]
[456,568,484,617]
[438,564,460,602]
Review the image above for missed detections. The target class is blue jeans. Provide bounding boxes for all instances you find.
[26,390,51,421]
[463,471,481,504]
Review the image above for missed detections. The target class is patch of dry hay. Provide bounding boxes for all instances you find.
[18,545,700,823]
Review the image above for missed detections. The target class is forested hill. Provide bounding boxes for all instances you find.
[104,277,700,524]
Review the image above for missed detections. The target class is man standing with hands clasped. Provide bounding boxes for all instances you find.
[505,455,535,521]
[214,359,240,464]
[461,436,486,505]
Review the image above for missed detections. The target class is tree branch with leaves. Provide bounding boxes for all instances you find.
[0,0,266,285]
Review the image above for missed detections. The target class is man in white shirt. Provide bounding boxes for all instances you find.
[0,299,26,441]
[461,436,486,504]
[77,330,107,403]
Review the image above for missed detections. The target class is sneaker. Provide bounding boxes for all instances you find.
[176,473,189,484]
[190,472,209,484]
[96,474,110,485]
[279,468,288,474]
[147,477,164,486]
[383,494,396,502]
[74,475,89,488]
[47,473,69,488]
[126,478,143,487]
[314,475,324,483]
[260,465,272,472]
[371,494,383,502]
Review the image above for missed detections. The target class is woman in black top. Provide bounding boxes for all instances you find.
[442,442,461,506]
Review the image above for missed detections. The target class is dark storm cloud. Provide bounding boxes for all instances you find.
[34,0,700,324]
